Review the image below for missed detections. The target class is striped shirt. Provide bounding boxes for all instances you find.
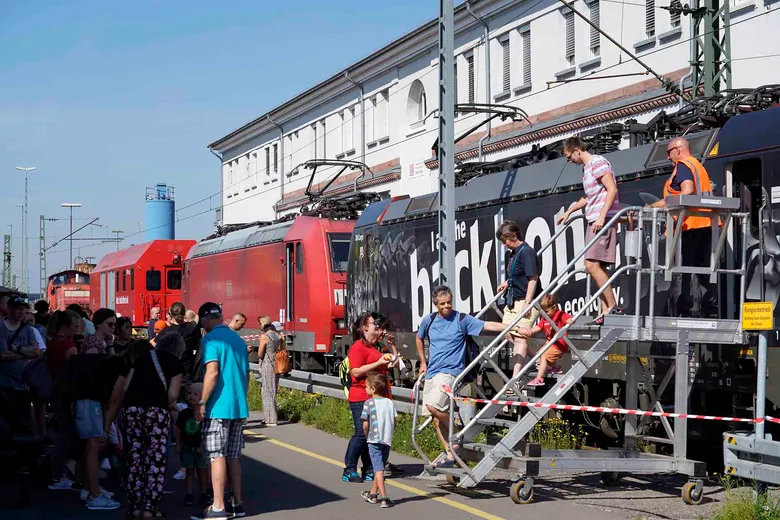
[583,154,620,222]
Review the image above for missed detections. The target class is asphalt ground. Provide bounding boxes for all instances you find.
[0,412,759,519]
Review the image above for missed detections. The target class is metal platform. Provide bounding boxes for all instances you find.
[411,200,751,506]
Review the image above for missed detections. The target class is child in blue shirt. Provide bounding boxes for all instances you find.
[360,372,397,508]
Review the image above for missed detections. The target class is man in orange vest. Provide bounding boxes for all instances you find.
[647,137,718,318]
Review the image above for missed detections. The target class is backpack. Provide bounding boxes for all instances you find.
[55,354,111,401]
[338,356,351,398]
[421,312,482,389]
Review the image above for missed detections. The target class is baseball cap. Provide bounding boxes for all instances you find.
[272,321,283,332]
[198,302,222,319]
[8,296,27,308]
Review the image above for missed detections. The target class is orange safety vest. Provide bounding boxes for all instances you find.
[662,156,713,231]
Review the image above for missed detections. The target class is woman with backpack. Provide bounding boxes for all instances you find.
[341,311,394,484]
[104,333,184,519]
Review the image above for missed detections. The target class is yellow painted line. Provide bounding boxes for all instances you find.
[244,429,504,520]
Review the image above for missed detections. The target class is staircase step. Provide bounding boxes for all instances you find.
[478,417,516,429]
[463,442,542,458]
[424,465,468,477]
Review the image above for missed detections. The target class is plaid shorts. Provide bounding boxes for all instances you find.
[202,418,246,459]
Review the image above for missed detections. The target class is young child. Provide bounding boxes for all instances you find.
[360,372,397,508]
[175,383,210,506]
[519,294,573,387]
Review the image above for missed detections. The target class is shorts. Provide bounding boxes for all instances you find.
[203,418,246,460]
[542,345,564,364]
[502,302,540,337]
[422,373,455,416]
[180,445,209,469]
[585,222,617,264]
[75,399,104,439]
[368,443,390,473]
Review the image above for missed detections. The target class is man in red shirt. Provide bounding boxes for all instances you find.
[518,294,573,386]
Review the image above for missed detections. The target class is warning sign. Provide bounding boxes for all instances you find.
[742,302,774,330]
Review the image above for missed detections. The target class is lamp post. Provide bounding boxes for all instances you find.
[15,166,35,294]
[61,203,81,269]
[111,230,124,251]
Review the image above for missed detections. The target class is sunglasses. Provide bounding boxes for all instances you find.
[666,146,681,156]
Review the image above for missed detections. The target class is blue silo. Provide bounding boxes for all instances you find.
[145,184,175,241]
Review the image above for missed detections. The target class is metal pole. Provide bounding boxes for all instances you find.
[24,172,28,294]
[69,206,74,269]
[756,331,768,439]
[437,0,456,287]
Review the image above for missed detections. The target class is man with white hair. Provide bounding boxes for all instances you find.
[148,306,161,340]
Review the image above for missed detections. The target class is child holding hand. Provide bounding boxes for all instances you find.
[518,294,573,386]
[175,383,210,506]
[360,372,397,508]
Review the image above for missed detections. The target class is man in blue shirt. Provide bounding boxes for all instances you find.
[195,302,248,519]
[415,286,505,467]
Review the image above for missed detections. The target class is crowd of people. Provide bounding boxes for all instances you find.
[0,295,288,519]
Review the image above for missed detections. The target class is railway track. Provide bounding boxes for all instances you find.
[249,364,416,413]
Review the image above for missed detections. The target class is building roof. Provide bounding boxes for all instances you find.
[208,0,516,153]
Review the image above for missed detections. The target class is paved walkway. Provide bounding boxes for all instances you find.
[3,412,721,519]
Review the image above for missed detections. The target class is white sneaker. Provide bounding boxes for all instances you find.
[48,476,75,491]
[81,487,115,501]
[86,493,120,510]
[173,468,187,480]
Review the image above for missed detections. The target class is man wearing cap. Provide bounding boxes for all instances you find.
[0,296,52,433]
[193,302,249,519]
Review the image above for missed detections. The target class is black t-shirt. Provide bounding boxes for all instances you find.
[69,355,126,404]
[505,242,540,304]
[671,163,696,191]
[176,407,202,448]
[156,322,201,383]
[121,350,184,409]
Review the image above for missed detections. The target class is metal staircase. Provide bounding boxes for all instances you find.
[411,195,750,505]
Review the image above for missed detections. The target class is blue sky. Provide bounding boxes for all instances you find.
[0,0,436,292]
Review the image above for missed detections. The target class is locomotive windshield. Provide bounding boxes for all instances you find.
[328,233,351,272]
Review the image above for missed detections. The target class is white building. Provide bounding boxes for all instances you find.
[208,0,779,226]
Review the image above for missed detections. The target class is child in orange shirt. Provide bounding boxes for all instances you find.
[518,294,573,386]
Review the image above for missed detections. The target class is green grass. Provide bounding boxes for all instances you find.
[248,377,585,461]
[707,476,780,520]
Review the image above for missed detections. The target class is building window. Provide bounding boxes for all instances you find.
[319,119,326,158]
[466,54,475,103]
[265,148,271,177]
[590,0,600,57]
[500,36,510,93]
[407,79,427,123]
[646,0,656,36]
[245,153,251,179]
[670,8,680,27]
[372,90,389,141]
[564,11,575,66]
[273,143,278,173]
[521,29,532,86]
[342,109,354,152]
[312,123,318,159]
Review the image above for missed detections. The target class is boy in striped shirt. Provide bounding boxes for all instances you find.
[557,137,622,325]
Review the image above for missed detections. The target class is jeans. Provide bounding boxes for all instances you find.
[344,401,371,472]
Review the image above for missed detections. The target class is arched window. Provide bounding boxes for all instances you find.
[407,80,427,124]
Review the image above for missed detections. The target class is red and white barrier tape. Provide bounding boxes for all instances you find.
[241,334,263,341]
[438,384,780,424]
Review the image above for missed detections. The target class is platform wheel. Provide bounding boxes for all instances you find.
[446,474,459,486]
[510,480,534,504]
[600,471,624,487]
[682,481,704,505]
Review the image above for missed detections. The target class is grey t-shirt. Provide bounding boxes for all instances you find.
[0,321,39,388]
[361,397,397,446]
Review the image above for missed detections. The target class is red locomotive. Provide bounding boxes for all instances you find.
[90,239,196,328]
[46,270,91,311]
[183,216,353,372]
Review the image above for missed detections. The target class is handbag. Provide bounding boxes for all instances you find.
[274,335,291,375]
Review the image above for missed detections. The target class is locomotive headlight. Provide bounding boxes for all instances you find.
[336,319,346,330]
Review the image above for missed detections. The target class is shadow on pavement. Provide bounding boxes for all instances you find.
[1,450,344,519]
